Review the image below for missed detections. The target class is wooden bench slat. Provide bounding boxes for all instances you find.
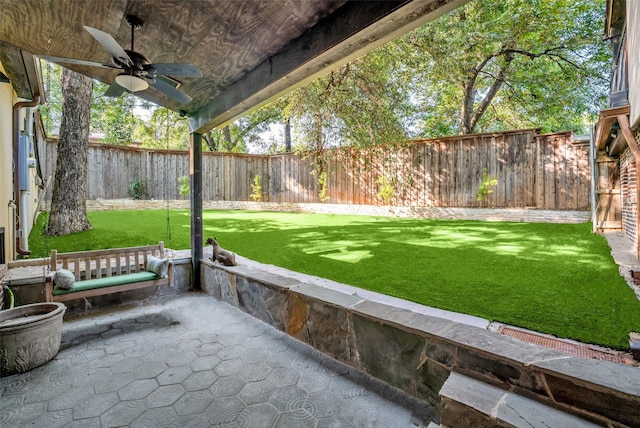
[116,253,122,275]
[50,245,162,259]
[74,257,80,279]
[134,251,140,273]
[87,256,98,279]
[125,252,131,274]
[106,255,112,277]
[95,255,101,279]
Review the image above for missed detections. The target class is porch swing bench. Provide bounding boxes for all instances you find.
[44,242,172,303]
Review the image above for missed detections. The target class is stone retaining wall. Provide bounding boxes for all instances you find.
[201,260,639,427]
[41,199,591,224]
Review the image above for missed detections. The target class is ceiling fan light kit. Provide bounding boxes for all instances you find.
[38,14,201,105]
[115,73,149,92]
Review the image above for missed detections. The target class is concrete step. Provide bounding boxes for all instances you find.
[439,372,599,428]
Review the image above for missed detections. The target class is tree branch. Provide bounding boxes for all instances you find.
[461,41,581,134]
[503,45,582,70]
[469,52,514,131]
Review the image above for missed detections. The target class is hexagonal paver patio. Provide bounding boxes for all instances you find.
[0,293,436,427]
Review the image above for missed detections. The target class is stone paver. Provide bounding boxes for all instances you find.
[0,293,435,427]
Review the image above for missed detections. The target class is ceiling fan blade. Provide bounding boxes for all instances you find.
[147,63,202,78]
[149,77,193,104]
[103,82,126,97]
[83,26,132,67]
[38,55,119,69]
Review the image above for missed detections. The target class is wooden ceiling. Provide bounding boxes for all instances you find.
[0,0,466,133]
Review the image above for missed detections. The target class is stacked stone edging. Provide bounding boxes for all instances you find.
[201,260,640,427]
[40,199,591,224]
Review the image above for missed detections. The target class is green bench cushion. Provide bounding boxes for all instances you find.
[53,271,161,295]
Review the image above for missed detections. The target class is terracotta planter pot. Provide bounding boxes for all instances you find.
[0,302,66,377]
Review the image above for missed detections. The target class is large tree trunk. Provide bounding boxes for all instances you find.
[284,118,292,152]
[459,80,475,135]
[459,52,514,135]
[203,131,218,151]
[222,125,237,151]
[47,68,92,236]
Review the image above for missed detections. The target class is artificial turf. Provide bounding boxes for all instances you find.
[29,209,640,350]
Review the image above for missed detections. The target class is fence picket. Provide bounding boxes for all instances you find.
[43,130,589,210]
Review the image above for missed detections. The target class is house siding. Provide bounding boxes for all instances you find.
[621,147,637,246]
[629,0,640,126]
[0,62,15,264]
[620,130,640,250]
[0,60,42,264]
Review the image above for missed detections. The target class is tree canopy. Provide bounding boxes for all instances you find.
[258,0,609,149]
[41,62,191,149]
[404,0,610,135]
[40,0,610,153]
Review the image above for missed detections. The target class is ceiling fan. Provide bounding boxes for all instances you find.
[40,15,202,104]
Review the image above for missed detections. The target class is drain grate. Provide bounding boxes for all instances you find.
[497,326,631,365]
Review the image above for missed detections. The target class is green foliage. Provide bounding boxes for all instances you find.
[317,171,329,203]
[202,126,248,153]
[203,108,281,153]
[38,0,609,153]
[28,211,640,350]
[91,82,139,144]
[309,154,330,202]
[400,0,610,135]
[39,0,609,154]
[178,176,190,198]
[2,284,15,309]
[278,49,414,151]
[477,169,499,203]
[250,0,609,147]
[375,175,394,205]
[133,107,190,150]
[39,62,192,149]
[40,60,62,136]
[128,179,145,200]
[250,175,263,201]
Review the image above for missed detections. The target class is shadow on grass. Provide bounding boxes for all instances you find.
[29,210,640,349]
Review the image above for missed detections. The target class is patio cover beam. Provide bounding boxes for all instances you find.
[188,0,467,134]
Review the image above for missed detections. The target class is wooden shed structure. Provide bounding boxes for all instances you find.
[594,0,640,256]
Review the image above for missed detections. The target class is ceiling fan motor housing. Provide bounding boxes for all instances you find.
[113,50,156,78]
[126,15,144,30]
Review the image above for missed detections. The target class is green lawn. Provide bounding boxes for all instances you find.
[29,209,640,350]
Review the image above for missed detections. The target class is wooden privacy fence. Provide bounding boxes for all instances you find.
[41,129,591,210]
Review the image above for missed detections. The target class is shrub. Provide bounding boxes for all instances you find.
[318,171,329,202]
[376,175,394,205]
[129,179,145,200]
[250,175,263,201]
[178,176,190,198]
[477,169,498,204]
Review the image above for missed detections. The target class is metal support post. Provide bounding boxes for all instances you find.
[190,132,203,289]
